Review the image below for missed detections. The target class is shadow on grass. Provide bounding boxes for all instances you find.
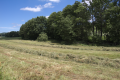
[49,39,120,47]
[1,36,120,47]
[79,41,120,47]
[49,39,73,45]
[0,37,22,40]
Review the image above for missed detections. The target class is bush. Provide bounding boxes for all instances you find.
[37,32,48,41]
[92,35,101,44]
[19,16,47,40]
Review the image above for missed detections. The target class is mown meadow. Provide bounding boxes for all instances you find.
[0,0,120,80]
[0,37,120,80]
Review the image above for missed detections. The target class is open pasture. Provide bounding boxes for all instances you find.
[0,37,120,80]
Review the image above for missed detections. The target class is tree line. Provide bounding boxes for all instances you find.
[5,31,20,37]
[19,0,120,45]
[0,32,6,36]
[0,31,20,37]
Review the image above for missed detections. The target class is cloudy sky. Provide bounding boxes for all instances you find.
[0,0,91,33]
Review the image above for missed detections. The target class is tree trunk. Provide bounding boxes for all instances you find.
[92,15,94,36]
[101,23,102,39]
[96,26,97,35]
[93,25,94,36]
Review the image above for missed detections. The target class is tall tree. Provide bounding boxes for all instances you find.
[46,12,62,40]
[105,0,120,44]
[90,0,111,39]
[19,16,47,40]
[88,0,95,35]
[57,13,75,42]
[73,1,91,41]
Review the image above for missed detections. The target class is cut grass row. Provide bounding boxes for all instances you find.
[0,41,120,68]
[8,40,120,52]
[0,47,70,80]
[0,46,120,80]
[1,40,120,59]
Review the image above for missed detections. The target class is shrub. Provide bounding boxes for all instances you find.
[37,32,48,41]
[91,35,101,44]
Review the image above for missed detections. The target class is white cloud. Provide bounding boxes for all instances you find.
[8,31,11,32]
[0,27,16,29]
[17,24,22,27]
[49,0,60,3]
[13,26,16,27]
[12,23,22,27]
[20,5,43,12]
[85,1,90,6]
[82,0,92,6]
[46,16,49,18]
[44,3,54,8]
[20,2,54,12]
[88,19,92,23]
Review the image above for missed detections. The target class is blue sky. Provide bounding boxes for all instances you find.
[0,0,85,33]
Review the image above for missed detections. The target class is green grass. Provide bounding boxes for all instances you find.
[1,39,120,59]
[0,37,21,40]
[0,37,120,80]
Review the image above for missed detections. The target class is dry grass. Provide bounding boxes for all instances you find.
[0,40,120,60]
[0,37,120,80]
[0,42,120,68]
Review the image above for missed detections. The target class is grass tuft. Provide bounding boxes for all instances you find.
[25,74,44,80]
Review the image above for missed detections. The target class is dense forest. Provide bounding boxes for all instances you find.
[5,31,20,37]
[3,0,120,45]
[0,31,20,37]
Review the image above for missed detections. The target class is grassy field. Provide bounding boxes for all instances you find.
[0,37,120,80]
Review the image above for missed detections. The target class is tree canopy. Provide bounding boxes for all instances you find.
[19,0,120,45]
[19,16,47,40]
